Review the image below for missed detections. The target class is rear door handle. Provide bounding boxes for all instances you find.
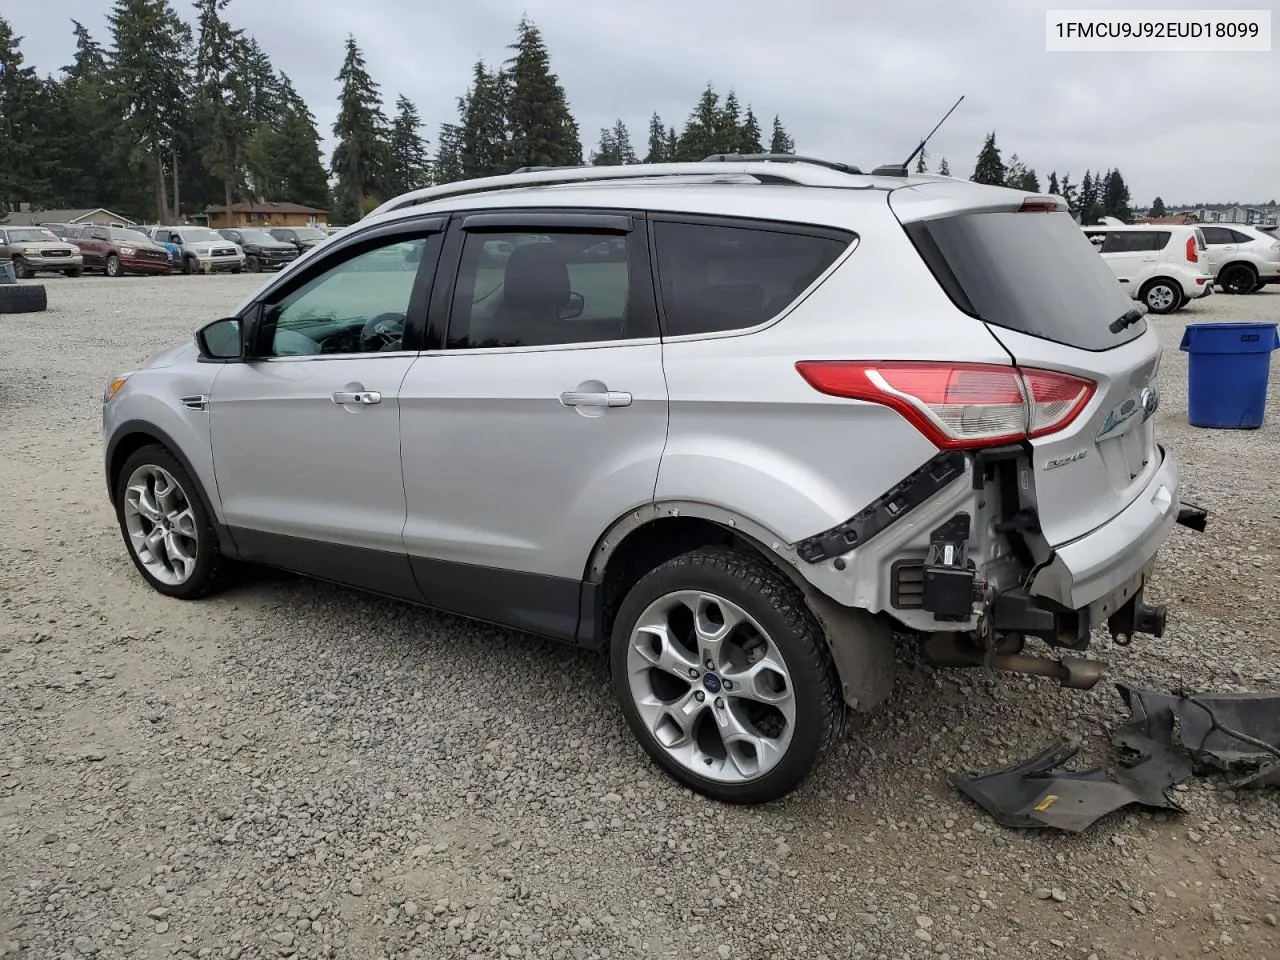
[559,390,632,408]
[332,390,381,405]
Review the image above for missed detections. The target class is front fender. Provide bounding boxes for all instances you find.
[103,366,224,520]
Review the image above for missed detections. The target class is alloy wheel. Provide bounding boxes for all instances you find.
[121,464,200,585]
[626,590,796,783]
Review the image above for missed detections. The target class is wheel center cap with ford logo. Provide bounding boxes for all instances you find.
[702,673,722,694]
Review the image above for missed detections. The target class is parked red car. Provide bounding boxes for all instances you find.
[69,225,172,277]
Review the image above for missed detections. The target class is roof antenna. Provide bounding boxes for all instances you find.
[871,95,965,178]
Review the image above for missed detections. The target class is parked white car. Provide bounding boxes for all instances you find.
[153,226,245,275]
[1082,224,1213,314]
[1198,224,1280,294]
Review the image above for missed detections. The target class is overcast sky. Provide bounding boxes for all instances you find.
[8,0,1278,205]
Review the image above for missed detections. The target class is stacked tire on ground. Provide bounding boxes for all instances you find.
[0,261,48,314]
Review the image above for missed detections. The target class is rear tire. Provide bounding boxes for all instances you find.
[105,254,123,278]
[1252,279,1267,293]
[610,546,845,804]
[1220,264,1259,295]
[114,444,226,600]
[1139,278,1180,314]
[0,284,48,314]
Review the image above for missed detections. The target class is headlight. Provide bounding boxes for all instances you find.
[21,246,39,254]
[119,246,136,255]
[70,245,81,254]
[104,375,131,403]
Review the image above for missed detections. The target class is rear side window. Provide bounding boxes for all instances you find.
[1226,229,1255,244]
[653,220,850,337]
[905,209,1144,351]
[1101,231,1168,253]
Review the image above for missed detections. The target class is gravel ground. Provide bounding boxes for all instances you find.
[2,274,1280,960]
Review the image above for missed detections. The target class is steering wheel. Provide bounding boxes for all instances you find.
[360,312,406,351]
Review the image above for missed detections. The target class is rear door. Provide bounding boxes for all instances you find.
[899,202,1163,546]
[1199,226,1237,274]
[397,210,668,642]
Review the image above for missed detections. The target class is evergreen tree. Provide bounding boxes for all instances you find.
[1102,168,1131,221]
[715,91,741,154]
[433,122,464,184]
[459,60,510,178]
[664,125,679,161]
[386,94,430,195]
[914,147,927,174]
[970,132,1005,186]
[331,35,389,217]
[505,17,581,168]
[1077,170,1105,223]
[108,0,192,222]
[0,16,52,212]
[645,112,666,163]
[1022,168,1041,192]
[1150,196,1166,217]
[738,107,763,154]
[1059,172,1076,214]
[590,119,636,166]
[193,0,251,217]
[937,156,951,177]
[236,37,282,125]
[769,115,795,154]
[1047,171,1060,195]
[246,78,330,210]
[677,84,721,161]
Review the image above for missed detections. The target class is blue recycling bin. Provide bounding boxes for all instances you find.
[0,260,15,284]
[1178,322,1280,429]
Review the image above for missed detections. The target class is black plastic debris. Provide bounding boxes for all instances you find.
[952,683,1280,832]
[950,740,1183,833]
[1116,683,1280,789]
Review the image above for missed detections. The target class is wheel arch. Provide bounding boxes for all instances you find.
[1216,259,1260,281]
[586,502,896,712]
[105,422,238,559]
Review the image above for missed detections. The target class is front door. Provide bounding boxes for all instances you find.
[399,213,668,642]
[209,222,445,598]
[78,226,109,268]
[1199,226,1238,275]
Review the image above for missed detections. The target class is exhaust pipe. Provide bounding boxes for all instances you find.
[921,633,1105,691]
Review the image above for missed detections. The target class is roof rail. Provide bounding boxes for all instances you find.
[702,153,865,175]
[362,160,868,220]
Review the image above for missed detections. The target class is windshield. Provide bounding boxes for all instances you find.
[110,228,152,244]
[904,209,1145,351]
[177,227,225,243]
[6,227,58,242]
[295,227,328,241]
[233,229,277,243]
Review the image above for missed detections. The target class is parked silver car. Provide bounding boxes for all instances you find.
[101,159,1205,803]
[0,225,84,277]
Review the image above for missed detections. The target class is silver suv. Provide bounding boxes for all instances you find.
[102,159,1205,803]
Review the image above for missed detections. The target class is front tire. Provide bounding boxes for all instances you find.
[105,254,122,278]
[1139,278,1180,314]
[611,547,844,804]
[1220,264,1259,295]
[246,255,261,273]
[114,444,226,600]
[65,268,82,278]
[182,256,197,276]
[11,256,31,279]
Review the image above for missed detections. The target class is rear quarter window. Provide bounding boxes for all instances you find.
[653,219,852,337]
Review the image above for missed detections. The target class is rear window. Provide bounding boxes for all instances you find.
[654,220,851,337]
[905,210,1144,351]
[1101,231,1169,253]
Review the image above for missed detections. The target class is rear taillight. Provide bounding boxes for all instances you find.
[1186,236,1198,262]
[794,361,1096,450]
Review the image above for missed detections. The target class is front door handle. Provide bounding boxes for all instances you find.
[332,390,381,405]
[559,390,632,408]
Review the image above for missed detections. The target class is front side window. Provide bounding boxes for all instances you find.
[259,237,430,358]
[446,230,636,349]
[653,220,850,337]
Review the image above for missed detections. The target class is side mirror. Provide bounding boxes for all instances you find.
[196,317,243,361]
[559,291,585,320]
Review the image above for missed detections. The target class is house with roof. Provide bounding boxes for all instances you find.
[205,201,328,230]
[2,206,135,227]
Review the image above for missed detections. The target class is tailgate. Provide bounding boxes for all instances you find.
[893,190,1162,545]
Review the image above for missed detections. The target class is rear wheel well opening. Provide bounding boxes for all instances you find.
[595,516,792,648]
